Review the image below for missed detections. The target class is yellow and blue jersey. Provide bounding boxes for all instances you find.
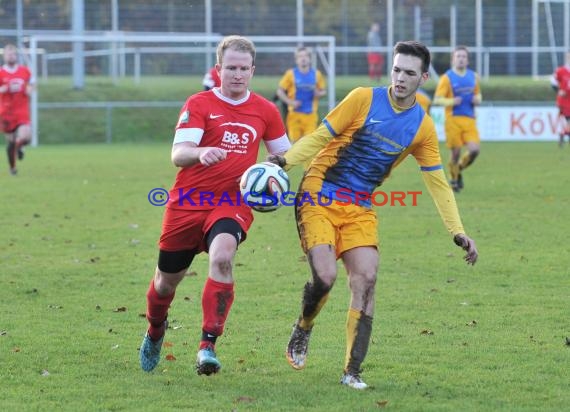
[284,86,465,235]
[279,68,325,114]
[436,69,480,118]
[298,87,440,207]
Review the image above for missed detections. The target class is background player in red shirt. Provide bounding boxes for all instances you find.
[139,35,291,375]
[202,65,221,91]
[552,51,570,147]
[0,44,34,175]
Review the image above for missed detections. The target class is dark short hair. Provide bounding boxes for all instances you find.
[393,41,431,73]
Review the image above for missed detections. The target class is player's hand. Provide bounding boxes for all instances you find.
[199,147,227,166]
[0,85,7,94]
[453,234,478,265]
[266,154,286,168]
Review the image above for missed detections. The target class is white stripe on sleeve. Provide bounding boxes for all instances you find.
[264,134,291,154]
[173,128,204,145]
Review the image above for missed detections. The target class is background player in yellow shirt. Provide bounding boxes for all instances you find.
[433,46,482,192]
[269,40,478,390]
[276,47,326,142]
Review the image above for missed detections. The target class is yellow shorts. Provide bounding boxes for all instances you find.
[445,116,480,148]
[296,191,378,257]
[287,112,319,142]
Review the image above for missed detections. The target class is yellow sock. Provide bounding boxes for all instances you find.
[458,152,472,170]
[447,161,460,181]
[298,293,329,330]
[344,308,372,374]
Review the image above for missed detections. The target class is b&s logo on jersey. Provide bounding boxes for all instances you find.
[220,122,258,154]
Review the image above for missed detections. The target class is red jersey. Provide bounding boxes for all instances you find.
[0,64,32,123]
[554,65,570,116]
[168,88,290,210]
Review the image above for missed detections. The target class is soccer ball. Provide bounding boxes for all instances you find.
[240,162,290,212]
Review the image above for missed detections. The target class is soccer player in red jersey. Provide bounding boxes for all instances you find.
[139,35,291,375]
[0,44,34,175]
[202,65,221,91]
[552,51,570,147]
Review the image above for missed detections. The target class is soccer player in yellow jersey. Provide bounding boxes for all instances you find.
[276,47,326,142]
[268,40,478,390]
[433,46,482,192]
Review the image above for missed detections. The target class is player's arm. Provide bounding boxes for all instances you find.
[550,76,559,92]
[413,120,478,264]
[433,75,458,106]
[276,70,297,107]
[421,169,478,265]
[472,74,482,105]
[267,123,332,170]
[315,71,327,98]
[276,87,295,107]
[171,141,227,168]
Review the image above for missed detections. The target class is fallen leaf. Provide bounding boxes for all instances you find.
[89,257,100,263]
[420,329,434,335]
[565,337,570,346]
[183,296,192,301]
[185,270,197,277]
[164,341,174,348]
[466,320,477,327]
[111,344,119,350]
[12,347,21,352]
[172,325,183,330]
[447,278,455,283]
[40,370,50,377]
[95,305,101,310]
[113,307,127,312]
[0,330,7,336]
[138,313,146,318]
[376,400,389,408]
[165,354,176,361]
[48,304,63,309]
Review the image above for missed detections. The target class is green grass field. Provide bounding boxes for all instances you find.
[1,141,568,411]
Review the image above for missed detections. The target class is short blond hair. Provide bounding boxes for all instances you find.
[216,35,256,65]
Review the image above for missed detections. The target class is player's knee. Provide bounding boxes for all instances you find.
[350,269,377,290]
[208,248,234,277]
[154,267,186,295]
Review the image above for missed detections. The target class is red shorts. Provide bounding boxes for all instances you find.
[1,118,29,134]
[159,204,254,252]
